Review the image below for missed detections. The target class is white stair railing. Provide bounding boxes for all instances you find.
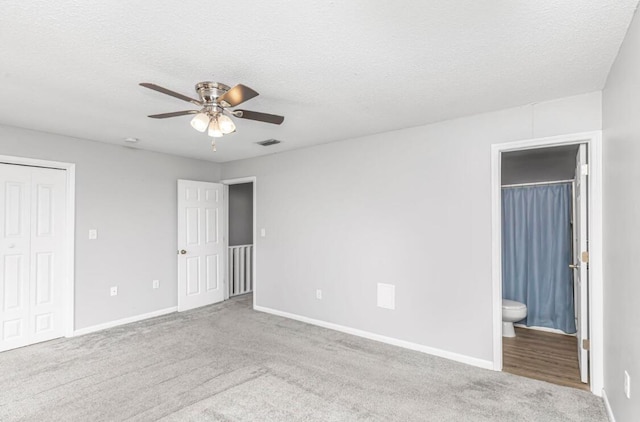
[229,244,253,296]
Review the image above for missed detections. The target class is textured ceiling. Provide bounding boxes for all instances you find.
[1,1,637,163]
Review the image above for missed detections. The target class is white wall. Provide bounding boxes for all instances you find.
[0,125,221,330]
[228,183,254,246]
[501,145,578,185]
[603,5,640,421]
[222,91,601,364]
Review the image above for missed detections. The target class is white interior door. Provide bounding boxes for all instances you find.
[177,180,225,311]
[573,144,589,383]
[1,164,67,352]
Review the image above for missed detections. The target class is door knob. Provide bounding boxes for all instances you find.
[569,263,580,269]
[180,249,187,255]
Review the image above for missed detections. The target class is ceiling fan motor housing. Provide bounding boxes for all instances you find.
[140,80,284,137]
[195,82,230,103]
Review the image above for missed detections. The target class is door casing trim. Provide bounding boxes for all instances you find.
[490,131,603,395]
[221,176,257,309]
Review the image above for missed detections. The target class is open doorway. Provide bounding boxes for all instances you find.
[500,144,587,390]
[222,177,257,306]
[227,182,254,297]
[490,132,603,395]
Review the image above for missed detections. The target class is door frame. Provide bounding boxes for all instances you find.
[0,154,76,338]
[490,131,603,395]
[220,176,257,309]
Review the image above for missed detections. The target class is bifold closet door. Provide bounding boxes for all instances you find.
[0,164,67,352]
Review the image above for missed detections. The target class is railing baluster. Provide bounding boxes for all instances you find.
[247,246,252,292]
[229,249,233,295]
[228,244,253,297]
[236,249,240,295]
[238,246,242,293]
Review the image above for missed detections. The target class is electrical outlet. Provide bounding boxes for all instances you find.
[88,229,98,240]
[110,286,118,296]
[260,228,266,237]
[152,279,160,289]
[624,370,631,399]
[316,289,322,300]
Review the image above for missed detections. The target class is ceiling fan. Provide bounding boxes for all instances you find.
[139,81,284,150]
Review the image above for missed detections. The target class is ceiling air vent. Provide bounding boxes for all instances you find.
[257,139,281,147]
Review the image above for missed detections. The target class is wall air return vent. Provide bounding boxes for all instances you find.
[256,139,281,146]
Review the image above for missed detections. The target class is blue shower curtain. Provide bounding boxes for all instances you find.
[502,183,576,334]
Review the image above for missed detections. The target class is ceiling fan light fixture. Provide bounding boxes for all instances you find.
[190,112,210,132]
[140,80,284,151]
[217,114,236,134]
[208,116,224,138]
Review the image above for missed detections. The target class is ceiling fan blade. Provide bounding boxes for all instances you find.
[234,109,284,125]
[139,83,202,106]
[148,110,200,119]
[217,84,259,107]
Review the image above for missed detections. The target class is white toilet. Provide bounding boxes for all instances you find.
[502,299,527,337]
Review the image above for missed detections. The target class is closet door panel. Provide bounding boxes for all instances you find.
[0,164,67,351]
[0,165,32,351]
[29,168,67,343]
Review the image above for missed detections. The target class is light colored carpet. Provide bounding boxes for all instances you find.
[0,294,606,421]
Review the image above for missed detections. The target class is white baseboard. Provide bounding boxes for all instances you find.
[602,389,616,422]
[254,305,494,370]
[72,306,177,337]
[514,323,576,336]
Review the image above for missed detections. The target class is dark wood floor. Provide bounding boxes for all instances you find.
[503,327,588,390]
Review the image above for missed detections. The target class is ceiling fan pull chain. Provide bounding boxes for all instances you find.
[211,139,217,152]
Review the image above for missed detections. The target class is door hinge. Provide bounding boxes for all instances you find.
[581,251,589,263]
[581,164,589,176]
[582,339,590,350]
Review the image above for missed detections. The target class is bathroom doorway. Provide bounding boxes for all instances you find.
[500,144,587,390]
[490,132,603,395]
